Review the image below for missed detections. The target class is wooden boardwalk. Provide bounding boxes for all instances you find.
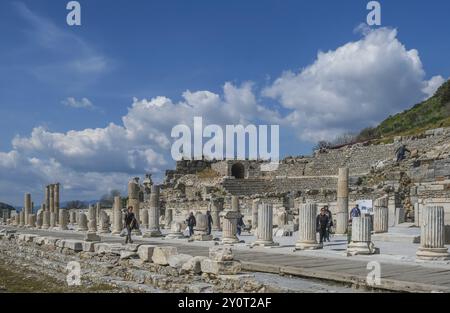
[4,227,450,293]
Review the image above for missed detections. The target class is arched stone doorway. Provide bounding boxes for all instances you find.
[231,163,245,179]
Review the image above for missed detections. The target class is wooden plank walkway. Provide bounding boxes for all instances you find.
[3,227,450,293]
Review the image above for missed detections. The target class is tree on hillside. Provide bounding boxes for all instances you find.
[65,201,87,210]
[99,189,121,207]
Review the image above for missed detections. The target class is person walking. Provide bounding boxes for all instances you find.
[324,205,333,242]
[186,212,196,237]
[237,215,245,236]
[395,144,410,163]
[206,211,213,235]
[316,207,330,244]
[348,204,361,243]
[124,206,137,244]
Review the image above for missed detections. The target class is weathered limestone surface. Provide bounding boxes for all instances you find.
[144,185,162,237]
[336,168,349,235]
[164,208,173,229]
[42,211,50,229]
[168,254,193,269]
[58,209,68,230]
[251,199,259,234]
[347,216,379,256]
[210,197,223,231]
[296,203,322,250]
[138,245,157,262]
[152,246,178,265]
[166,222,185,239]
[253,203,278,247]
[77,213,88,231]
[193,213,213,241]
[112,196,123,235]
[374,196,389,233]
[98,211,110,234]
[416,206,450,261]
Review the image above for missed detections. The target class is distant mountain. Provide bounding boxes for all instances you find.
[358,79,450,140]
[0,202,16,212]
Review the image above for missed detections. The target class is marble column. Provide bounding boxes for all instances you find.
[141,209,149,228]
[45,185,50,213]
[414,203,420,227]
[28,214,36,228]
[42,210,50,229]
[49,212,56,228]
[251,199,259,234]
[77,213,88,231]
[220,210,240,244]
[54,183,60,223]
[335,168,349,235]
[231,196,239,212]
[87,205,97,232]
[253,203,278,247]
[193,213,213,241]
[210,197,223,231]
[58,209,68,230]
[49,184,55,214]
[112,196,123,235]
[144,185,161,237]
[128,177,141,225]
[164,208,173,229]
[347,216,379,255]
[24,193,32,226]
[36,209,43,229]
[98,211,110,234]
[373,196,389,233]
[69,211,77,225]
[166,221,185,239]
[416,206,450,261]
[295,203,322,250]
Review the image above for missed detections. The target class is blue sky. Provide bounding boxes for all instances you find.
[0,0,449,205]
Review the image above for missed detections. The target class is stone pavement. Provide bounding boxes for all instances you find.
[2,225,450,292]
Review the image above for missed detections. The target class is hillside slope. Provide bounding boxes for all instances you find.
[359,80,450,140]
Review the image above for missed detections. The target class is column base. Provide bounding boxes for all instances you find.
[98,229,111,234]
[347,241,379,256]
[142,230,162,238]
[132,229,142,236]
[252,240,279,247]
[295,241,323,250]
[77,227,88,232]
[42,225,50,230]
[416,247,450,261]
[193,234,213,241]
[374,230,388,234]
[84,232,101,242]
[57,226,68,231]
[111,230,121,235]
[221,237,240,244]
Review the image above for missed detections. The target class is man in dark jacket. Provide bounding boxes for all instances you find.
[316,208,330,244]
[237,215,245,236]
[206,211,213,235]
[186,212,196,237]
[324,205,333,242]
[124,206,137,244]
[396,144,410,162]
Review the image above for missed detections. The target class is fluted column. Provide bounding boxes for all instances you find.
[295,203,322,250]
[143,185,162,237]
[69,210,76,225]
[77,213,88,231]
[128,178,141,225]
[166,221,185,239]
[28,214,36,228]
[19,210,25,227]
[42,210,50,229]
[49,184,55,214]
[54,183,60,223]
[88,205,97,232]
[251,199,259,234]
[253,203,278,247]
[58,209,68,230]
[141,208,149,228]
[112,196,123,235]
[347,216,378,255]
[98,211,110,233]
[24,193,32,226]
[416,206,450,261]
[164,208,173,229]
[45,185,50,213]
[220,210,240,244]
[414,203,420,227]
[49,212,56,228]
[373,196,389,233]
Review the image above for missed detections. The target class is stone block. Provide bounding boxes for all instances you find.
[95,243,123,255]
[64,240,83,252]
[84,232,101,242]
[82,241,96,252]
[209,246,234,261]
[120,250,138,260]
[167,253,193,269]
[200,259,241,275]
[137,245,157,262]
[151,246,178,265]
[181,256,207,274]
[43,237,59,246]
[124,243,141,252]
[33,236,45,245]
